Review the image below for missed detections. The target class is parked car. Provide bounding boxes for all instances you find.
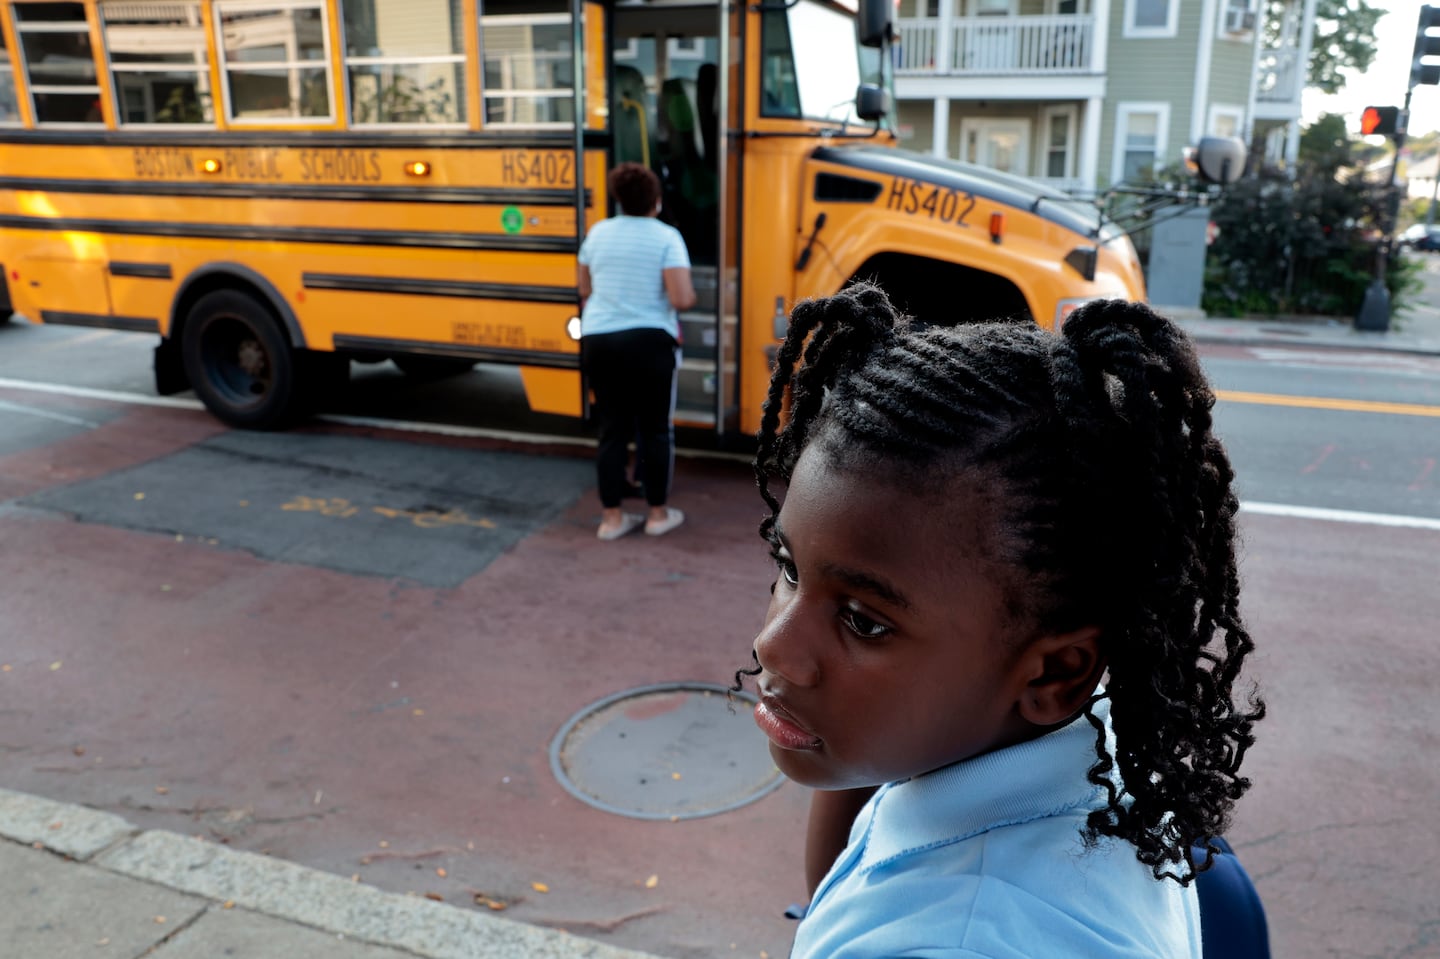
[1399,224,1440,251]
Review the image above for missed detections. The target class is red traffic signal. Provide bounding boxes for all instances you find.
[1361,105,1400,137]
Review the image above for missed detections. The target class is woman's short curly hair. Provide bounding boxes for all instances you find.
[609,163,661,216]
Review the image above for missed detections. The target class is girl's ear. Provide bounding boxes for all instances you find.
[1016,626,1104,728]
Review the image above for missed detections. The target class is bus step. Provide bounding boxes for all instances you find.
[679,312,737,362]
[677,357,718,410]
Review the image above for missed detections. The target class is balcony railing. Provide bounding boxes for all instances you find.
[1256,47,1301,103]
[896,15,1095,76]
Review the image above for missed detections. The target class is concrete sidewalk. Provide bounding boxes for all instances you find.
[0,787,664,959]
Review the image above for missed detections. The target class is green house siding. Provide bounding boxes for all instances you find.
[1207,35,1257,130]
[1098,0,1205,187]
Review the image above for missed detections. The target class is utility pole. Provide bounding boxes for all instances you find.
[1358,5,1440,330]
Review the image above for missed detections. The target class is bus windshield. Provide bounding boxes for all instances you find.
[761,1,864,125]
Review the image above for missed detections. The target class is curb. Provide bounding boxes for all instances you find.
[0,787,667,959]
[1175,322,1440,358]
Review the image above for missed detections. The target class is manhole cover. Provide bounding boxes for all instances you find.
[549,682,783,820]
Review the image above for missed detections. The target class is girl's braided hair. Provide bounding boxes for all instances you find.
[751,282,1264,883]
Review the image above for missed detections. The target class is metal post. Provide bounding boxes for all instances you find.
[1357,88,1411,331]
[1428,157,1439,226]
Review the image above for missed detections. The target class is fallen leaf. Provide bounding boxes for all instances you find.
[436,868,447,878]
[761,953,769,959]
[31,842,41,849]
[154,916,166,924]
[484,899,508,911]
[313,790,323,805]
[154,786,169,795]
[531,881,549,893]
[644,874,659,889]
[134,492,146,501]
[49,821,62,830]
[96,938,110,946]
[351,874,360,882]
[175,534,184,542]
[412,709,425,717]
[1,664,10,672]
[49,661,62,671]
[466,841,474,851]
[671,772,682,780]
[73,746,85,756]
[379,840,389,848]
[222,900,235,910]
[160,585,172,592]
[238,500,249,507]
[424,892,444,902]
[360,856,372,865]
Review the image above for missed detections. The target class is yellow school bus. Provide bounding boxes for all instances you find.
[0,0,1144,437]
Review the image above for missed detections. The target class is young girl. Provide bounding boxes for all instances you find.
[738,285,1263,957]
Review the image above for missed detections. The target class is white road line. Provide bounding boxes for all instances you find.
[0,377,203,411]
[0,377,751,462]
[0,398,101,428]
[1240,501,1440,532]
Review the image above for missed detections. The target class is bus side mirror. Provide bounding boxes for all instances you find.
[1192,136,1246,185]
[856,84,889,122]
[857,0,893,47]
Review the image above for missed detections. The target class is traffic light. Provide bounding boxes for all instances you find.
[1412,5,1440,88]
[1360,105,1400,137]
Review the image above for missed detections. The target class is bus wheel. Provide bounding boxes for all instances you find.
[182,290,299,430]
[392,355,475,380]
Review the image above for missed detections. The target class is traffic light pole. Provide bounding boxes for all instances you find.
[1357,88,1410,332]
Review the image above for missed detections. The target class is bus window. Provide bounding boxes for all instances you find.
[1,21,21,124]
[14,3,103,125]
[341,0,465,126]
[479,0,572,128]
[101,2,215,125]
[758,9,799,119]
[216,1,332,121]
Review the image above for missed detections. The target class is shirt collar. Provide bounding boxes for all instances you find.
[857,695,1118,874]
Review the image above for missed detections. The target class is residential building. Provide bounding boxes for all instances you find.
[892,0,1318,194]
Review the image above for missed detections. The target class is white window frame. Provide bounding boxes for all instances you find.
[958,116,1031,176]
[1039,104,1076,181]
[1112,100,1169,184]
[1122,0,1178,38]
[479,11,573,130]
[14,6,105,127]
[1218,0,1256,36]
[214,0,337,125]
[101,1,216,129]
[1208,103,1244,139]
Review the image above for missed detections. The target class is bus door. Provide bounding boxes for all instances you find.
[609,1,739,433]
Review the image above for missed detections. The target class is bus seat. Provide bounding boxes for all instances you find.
[613,65,651,168]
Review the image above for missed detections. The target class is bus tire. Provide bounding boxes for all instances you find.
[392,355,476,380]
[182,289,300,430]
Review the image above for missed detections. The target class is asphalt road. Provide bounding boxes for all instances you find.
[1,315,1438,958]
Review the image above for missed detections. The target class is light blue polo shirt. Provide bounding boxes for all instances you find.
[793,697,1202,958]
[578,214,691,340]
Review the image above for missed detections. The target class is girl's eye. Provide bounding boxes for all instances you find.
[841,606,891,641]
[770,547,799,588]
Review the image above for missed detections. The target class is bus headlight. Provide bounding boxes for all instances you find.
[1054,295,1126,329]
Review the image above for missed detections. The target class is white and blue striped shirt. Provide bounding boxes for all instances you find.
[578,215,691,339]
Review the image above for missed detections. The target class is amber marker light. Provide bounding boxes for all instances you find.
[989,211,1005,244]
[405,161,431,177]
[201,158,223,174]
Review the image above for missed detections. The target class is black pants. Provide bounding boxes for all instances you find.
[582,328,679,509]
